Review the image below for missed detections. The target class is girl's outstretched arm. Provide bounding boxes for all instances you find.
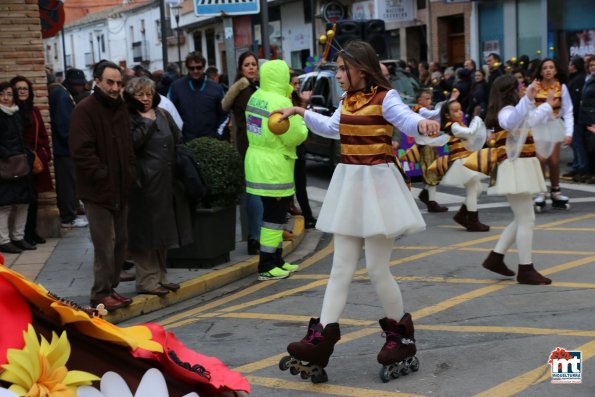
[273,104,341,139]
[382,90,427,137]
[450,116,485,139]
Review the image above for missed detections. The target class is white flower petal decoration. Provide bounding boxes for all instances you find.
[134,368,168,397]
[75,369,200,397]
[99,372,134,397]
[77,386,105,397]
[0,388,19,397]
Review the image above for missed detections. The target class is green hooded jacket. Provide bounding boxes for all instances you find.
[244,60,308,197]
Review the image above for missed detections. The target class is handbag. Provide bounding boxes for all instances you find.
[31,115,44,175]
[0,153,30,180]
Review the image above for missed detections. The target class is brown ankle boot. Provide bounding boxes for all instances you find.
[453,204,468,228]
[427,200,448,213]
[517,264,551,285]
[482,251,515,276]
[418,189,430,205]
[465,211,490,232]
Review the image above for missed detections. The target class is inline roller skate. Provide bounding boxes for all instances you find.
[533,192,546,213]
[549,186,570,210]
[378,313,419,383]
[279,318,341,384]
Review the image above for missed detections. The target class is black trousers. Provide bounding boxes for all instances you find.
[294,145,313,221]
[54,156,78,223]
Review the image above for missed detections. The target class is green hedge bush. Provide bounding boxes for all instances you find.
[185,137,244,209]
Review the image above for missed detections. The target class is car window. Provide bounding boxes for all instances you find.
[301,76,315,92]
[313,77,330,104]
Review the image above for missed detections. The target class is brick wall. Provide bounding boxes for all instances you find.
[430,1,472,64]
[0,0,60,237]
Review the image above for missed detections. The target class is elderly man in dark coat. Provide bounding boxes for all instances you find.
[70,61,136,311]
[123,76,192,296]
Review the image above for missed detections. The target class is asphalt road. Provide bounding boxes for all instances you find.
[128,158,595,397]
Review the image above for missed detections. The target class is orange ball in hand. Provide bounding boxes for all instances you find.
[268,113,290,135]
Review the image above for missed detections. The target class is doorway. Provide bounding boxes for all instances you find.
[438,14,465,66]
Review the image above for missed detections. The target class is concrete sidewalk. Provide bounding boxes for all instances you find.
[2,211,307,324]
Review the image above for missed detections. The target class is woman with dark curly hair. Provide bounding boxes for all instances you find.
[10,75,53,245]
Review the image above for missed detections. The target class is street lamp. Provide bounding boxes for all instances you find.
[166,0,183,73]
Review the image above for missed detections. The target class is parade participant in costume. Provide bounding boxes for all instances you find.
[434,100,490,231]
[273,41,439,383]
[532,58,573,211]
[480,74,554,285]
[244,60,308,281]
[408,88,457,212]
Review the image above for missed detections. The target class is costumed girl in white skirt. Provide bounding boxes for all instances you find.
[434,100,490,231]
[480,74,554,285]
[271,41,440,383]
[532,58,573,210]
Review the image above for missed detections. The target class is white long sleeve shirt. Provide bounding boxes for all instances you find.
[304,89,424,140]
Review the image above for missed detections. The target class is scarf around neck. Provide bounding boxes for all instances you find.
[0,103,19,115]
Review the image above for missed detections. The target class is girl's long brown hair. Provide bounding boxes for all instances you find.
[334,41,391,92]
[484,74,519,130]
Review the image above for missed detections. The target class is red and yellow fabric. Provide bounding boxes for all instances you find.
[534,81,562,117]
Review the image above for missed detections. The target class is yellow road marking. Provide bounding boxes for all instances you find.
[473,338,595,397]
[202,312,595,338]
[412,284,509,319]
[399,246,595,256]
[540,255,595,276]
[246,375,424,397]
[160,243,334,327]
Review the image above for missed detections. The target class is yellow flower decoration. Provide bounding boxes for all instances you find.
[0,325,99,397]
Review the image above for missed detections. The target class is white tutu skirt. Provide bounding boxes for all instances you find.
[487,157,546,196]
[316,163,426,238]
[440,158,486,188]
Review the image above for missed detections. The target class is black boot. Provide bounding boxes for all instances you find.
[453,204,468,228]
[517,264,551,285]
[287,318,341,368]
[465,211,490,232]
[482,251,515,276]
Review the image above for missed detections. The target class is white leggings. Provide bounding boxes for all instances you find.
[464,176,482,212]
[494,193,535,264]
[320,234,404,326]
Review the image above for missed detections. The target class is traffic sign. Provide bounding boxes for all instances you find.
[195,0,260,16]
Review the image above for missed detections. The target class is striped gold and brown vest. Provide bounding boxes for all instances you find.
[534,81,562,117]
[444,122,472,161]
[491,129,536,161]
[339,88,395,165]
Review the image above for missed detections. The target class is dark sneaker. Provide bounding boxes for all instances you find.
[12,239,36,250]
[0,242,23,254]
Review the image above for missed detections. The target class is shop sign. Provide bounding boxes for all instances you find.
[376,0,414,23]
[321,1,345,23]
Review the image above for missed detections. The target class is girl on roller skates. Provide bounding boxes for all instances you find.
[481,74,556,285]
[436,100,491,231]
[272,41,440,383]
[532,58,573,211]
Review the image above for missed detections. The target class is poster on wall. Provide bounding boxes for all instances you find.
[482,40,500,62]
[567,29,595,58]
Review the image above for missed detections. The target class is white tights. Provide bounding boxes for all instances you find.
[426,185,437,201]
[494,193,535,264]
[320,234,404,326]
[464,177,482,211]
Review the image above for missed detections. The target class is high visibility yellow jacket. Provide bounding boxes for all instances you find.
[244,60,307,197]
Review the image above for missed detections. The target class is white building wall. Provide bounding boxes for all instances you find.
[280,1,311,69]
